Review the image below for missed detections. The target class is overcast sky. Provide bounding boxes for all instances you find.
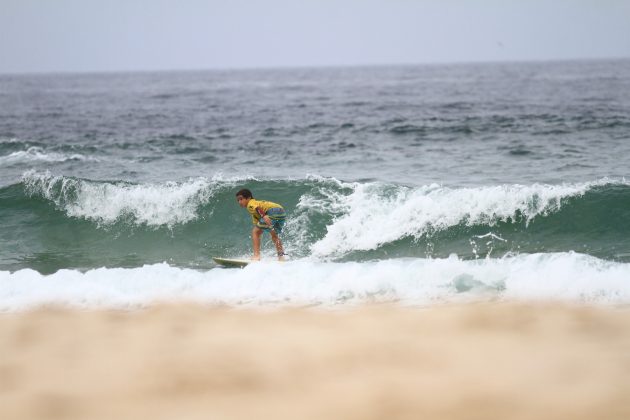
[1,0,629,74]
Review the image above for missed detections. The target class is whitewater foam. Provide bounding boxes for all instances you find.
[1,252,629,311]
[0,147,98,165]
[22,172,219,227]
[308,179,618,257]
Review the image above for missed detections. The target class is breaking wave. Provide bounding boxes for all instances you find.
[1,252,629,311]
[1,172,629,273]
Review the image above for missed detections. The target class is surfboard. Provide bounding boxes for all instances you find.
[213,257,251,268]
[213,257,287,267]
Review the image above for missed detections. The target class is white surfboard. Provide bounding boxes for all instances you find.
[213,257,251,268]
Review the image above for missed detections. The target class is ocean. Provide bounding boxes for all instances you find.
[1,59,630,310]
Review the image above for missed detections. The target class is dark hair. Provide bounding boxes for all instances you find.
[236,188,253,199]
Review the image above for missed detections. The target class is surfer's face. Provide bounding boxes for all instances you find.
[236,195,248,208]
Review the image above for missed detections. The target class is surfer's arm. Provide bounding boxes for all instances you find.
[256,207,273,227]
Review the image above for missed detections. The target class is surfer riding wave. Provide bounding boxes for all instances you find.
[236,188,286,261]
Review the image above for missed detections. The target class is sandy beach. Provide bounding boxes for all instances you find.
[1,302,630,420]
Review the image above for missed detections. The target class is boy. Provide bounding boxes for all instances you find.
[236,188,286,261]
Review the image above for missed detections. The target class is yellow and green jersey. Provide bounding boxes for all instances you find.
[246,199,286,227]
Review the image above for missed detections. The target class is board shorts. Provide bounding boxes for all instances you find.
[256,207,286,233]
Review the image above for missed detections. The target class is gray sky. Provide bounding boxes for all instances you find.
[1,0,629,73]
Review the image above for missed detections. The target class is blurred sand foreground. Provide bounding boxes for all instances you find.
[1,303,630,420]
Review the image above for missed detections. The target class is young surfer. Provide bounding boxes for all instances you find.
[236,188,286,261]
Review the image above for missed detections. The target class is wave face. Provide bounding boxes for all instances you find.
[1,172,629,275]
[2,252,630,311]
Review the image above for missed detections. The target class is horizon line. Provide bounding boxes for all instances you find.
[1,55,629,77]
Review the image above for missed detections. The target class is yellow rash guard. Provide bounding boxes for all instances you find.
[246,199,286,228]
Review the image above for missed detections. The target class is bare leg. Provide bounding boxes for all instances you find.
[251,227,263,260]
[270,230,285,261]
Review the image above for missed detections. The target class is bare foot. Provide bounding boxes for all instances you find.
[251,256,261,261]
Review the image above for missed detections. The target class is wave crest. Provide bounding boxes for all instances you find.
[4,174,630,271]
[309,179,619,257]
[22,171,218,227]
